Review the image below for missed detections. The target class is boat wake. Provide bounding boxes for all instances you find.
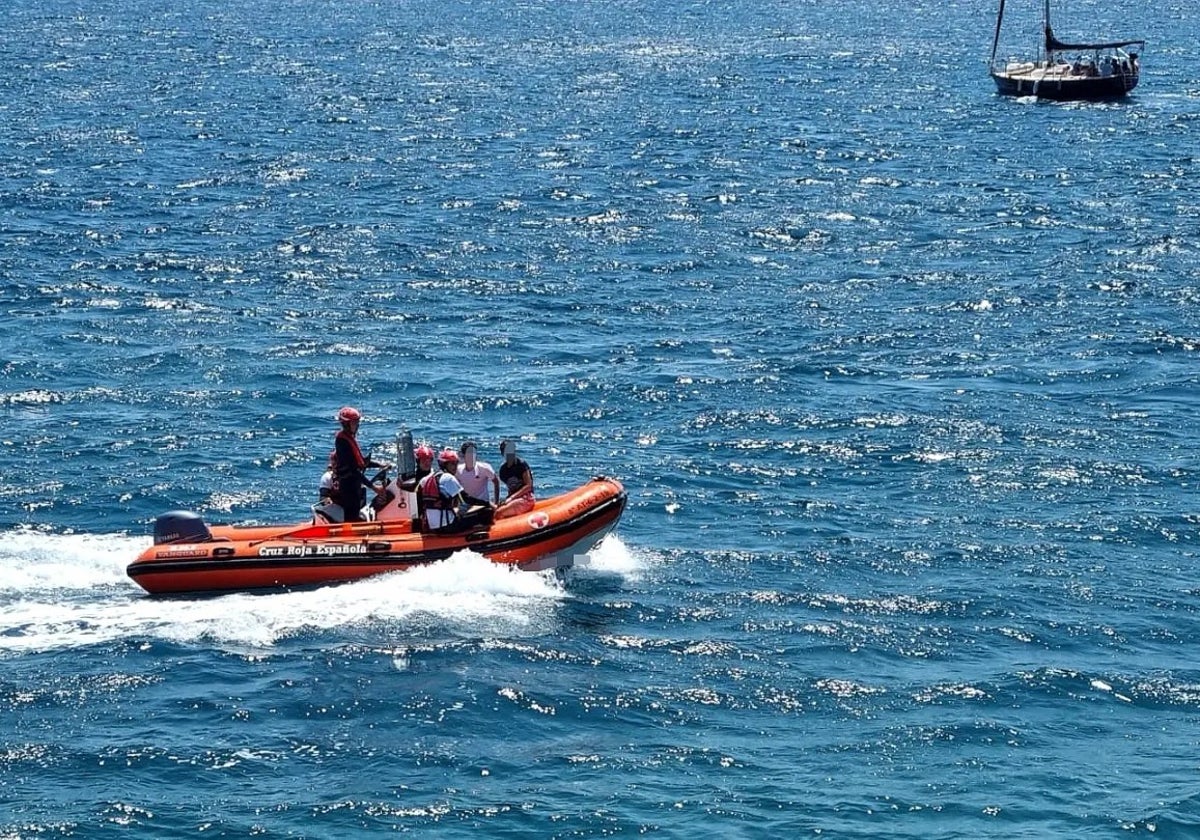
[0,529,640,654]
[0,526,144,594]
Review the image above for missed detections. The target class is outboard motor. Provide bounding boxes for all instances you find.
[153,510,212,545]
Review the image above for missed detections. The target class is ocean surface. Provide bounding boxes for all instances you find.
[2,0,1198,836]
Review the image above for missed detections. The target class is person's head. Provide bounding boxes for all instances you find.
[500,439,517,462]
[437,448,459,472]
[337,406,362,432]
[460,440,478,468]
[415,444,434,467]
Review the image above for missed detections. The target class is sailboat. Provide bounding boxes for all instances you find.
[989,0,1144,100]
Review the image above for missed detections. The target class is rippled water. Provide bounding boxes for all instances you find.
[2,0,1199,836]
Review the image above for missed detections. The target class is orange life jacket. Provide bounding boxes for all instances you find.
[418,471,455,510]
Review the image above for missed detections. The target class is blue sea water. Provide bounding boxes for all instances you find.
[2,0,1199,835]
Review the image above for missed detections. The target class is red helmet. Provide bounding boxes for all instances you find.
[415,444,434,462]
[437,448,459,466]
[336,406,361,424]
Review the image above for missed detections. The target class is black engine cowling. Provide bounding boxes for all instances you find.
[153,510,212,545]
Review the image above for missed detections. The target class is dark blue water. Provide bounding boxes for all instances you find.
[3,0,1199,835]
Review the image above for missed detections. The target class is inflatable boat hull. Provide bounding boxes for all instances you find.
[127,477,626,595]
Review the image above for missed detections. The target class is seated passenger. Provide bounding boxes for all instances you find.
[457,440,500,506]
[318,450,337,501]
[313,450,345,523]
[418,449,492,534]
[494,439,536,520]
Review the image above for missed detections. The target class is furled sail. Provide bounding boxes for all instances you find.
[1044,26,1144,53]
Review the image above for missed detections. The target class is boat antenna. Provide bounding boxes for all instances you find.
[990,0,1006,66]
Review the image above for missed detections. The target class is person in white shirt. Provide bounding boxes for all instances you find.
[317,450,337,500]
[456,440,500,506]
[312,450,345,523]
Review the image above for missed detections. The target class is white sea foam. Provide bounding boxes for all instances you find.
[572,534,645,581]
[0,530,641,654]
[0,527,143,593]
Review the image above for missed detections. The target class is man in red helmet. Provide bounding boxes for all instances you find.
[333,406,388,522]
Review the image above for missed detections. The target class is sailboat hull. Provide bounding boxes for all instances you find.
[991,67,1139,100]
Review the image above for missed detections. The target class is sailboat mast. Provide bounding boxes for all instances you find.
[990,0,1006,66]
[1043,0,1052,61]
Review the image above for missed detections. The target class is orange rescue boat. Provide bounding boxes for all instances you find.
[127,476,626,595]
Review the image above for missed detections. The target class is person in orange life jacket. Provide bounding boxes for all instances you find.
[494,439,535,520]
[333,406,388,522]
[456,439,500,506]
